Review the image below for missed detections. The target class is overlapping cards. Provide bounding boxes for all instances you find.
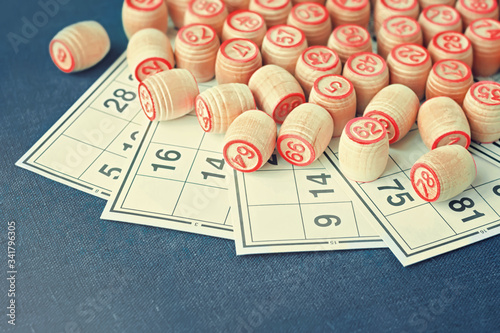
[18,42,500,266]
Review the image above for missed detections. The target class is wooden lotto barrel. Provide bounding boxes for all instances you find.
[428,31,473,68]
[249,0,292,27]
[309,74,357,137]
[326,0,371,29]
[455,0,499,28]
[49,21,110,73]
[462,81,500,143]
[248,64,305,123]
[215,38,262,84]
[327,24,372,64]
[364,84,420,144]
[417,96,471,150]
[221,10,267,47]
[184,0,228,37]
[287,2,332,46]
[195,83,256,133]
[339,117,389,182]
[138,69,199,121]
[277,103,334,166]
[373,0,420,35]
[418,5,463,45]
[410,145,476,202]
[343,52,389,115]
[294,46,342,98]
[376,15,423,60]
[174,24,220,82]
[386,43,432,100]
[465,18,500,77]
[425,59,474,106]
[223,110,277,172]
[122,0,168,38]
[126,28,175,82]
[166,0,190,28]
[261,24,308,75]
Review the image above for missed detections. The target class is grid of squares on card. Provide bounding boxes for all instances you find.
[16,55,147,199]
[16,53,218,200]
[230,153,385,255]
[16,41,500,260]
[102,115,234,239]
[320,128,500,266]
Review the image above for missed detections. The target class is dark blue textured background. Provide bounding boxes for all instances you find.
[1,1,498,332]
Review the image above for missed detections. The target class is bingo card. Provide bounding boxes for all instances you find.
[101,114,234,239]
[469,141,500,167]
[320,128,500,266]
[16,54,147,199]
[230,152,385,255]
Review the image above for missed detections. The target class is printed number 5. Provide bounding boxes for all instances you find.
[377,179,415,207]
[99,164,121,180]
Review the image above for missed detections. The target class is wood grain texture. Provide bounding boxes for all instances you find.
[174,24,220,82]
[364,84,420,144]
[248,64,305,124]
[339,117,389,182]
[326,0,371,29]
[223,110,277,172]
[425,59,474,107]
[386,43,432,100]
[465,18,500,77]
[126,28,174,82]
[462,81,500,143]
[410,145,476,202]
[309,74,356,137]
[195,83,256,133]
[221,10,267,47]
[138,69,199,121]
[122,0,168,39]
[278,103,334,166]
[49,21,110,73]
[417,96,471,150]
[417,4,463,45]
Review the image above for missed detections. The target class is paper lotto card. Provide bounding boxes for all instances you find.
[320,127,500,266]
[101,114,234,239]
[230,152,385,255]
[17,54,147,199]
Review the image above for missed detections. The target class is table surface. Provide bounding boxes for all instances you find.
[1,1,499,332]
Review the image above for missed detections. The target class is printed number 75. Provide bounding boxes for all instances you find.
[377,179,414,206]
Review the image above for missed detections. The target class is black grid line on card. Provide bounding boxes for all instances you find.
[235,169,384,249]
[29,62,143,195]
[323,144,500,259]
[109,121,233,234]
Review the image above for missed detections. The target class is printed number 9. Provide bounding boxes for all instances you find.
[314,215,341,227]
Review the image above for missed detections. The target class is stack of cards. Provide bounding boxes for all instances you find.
[17,35,500,267]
